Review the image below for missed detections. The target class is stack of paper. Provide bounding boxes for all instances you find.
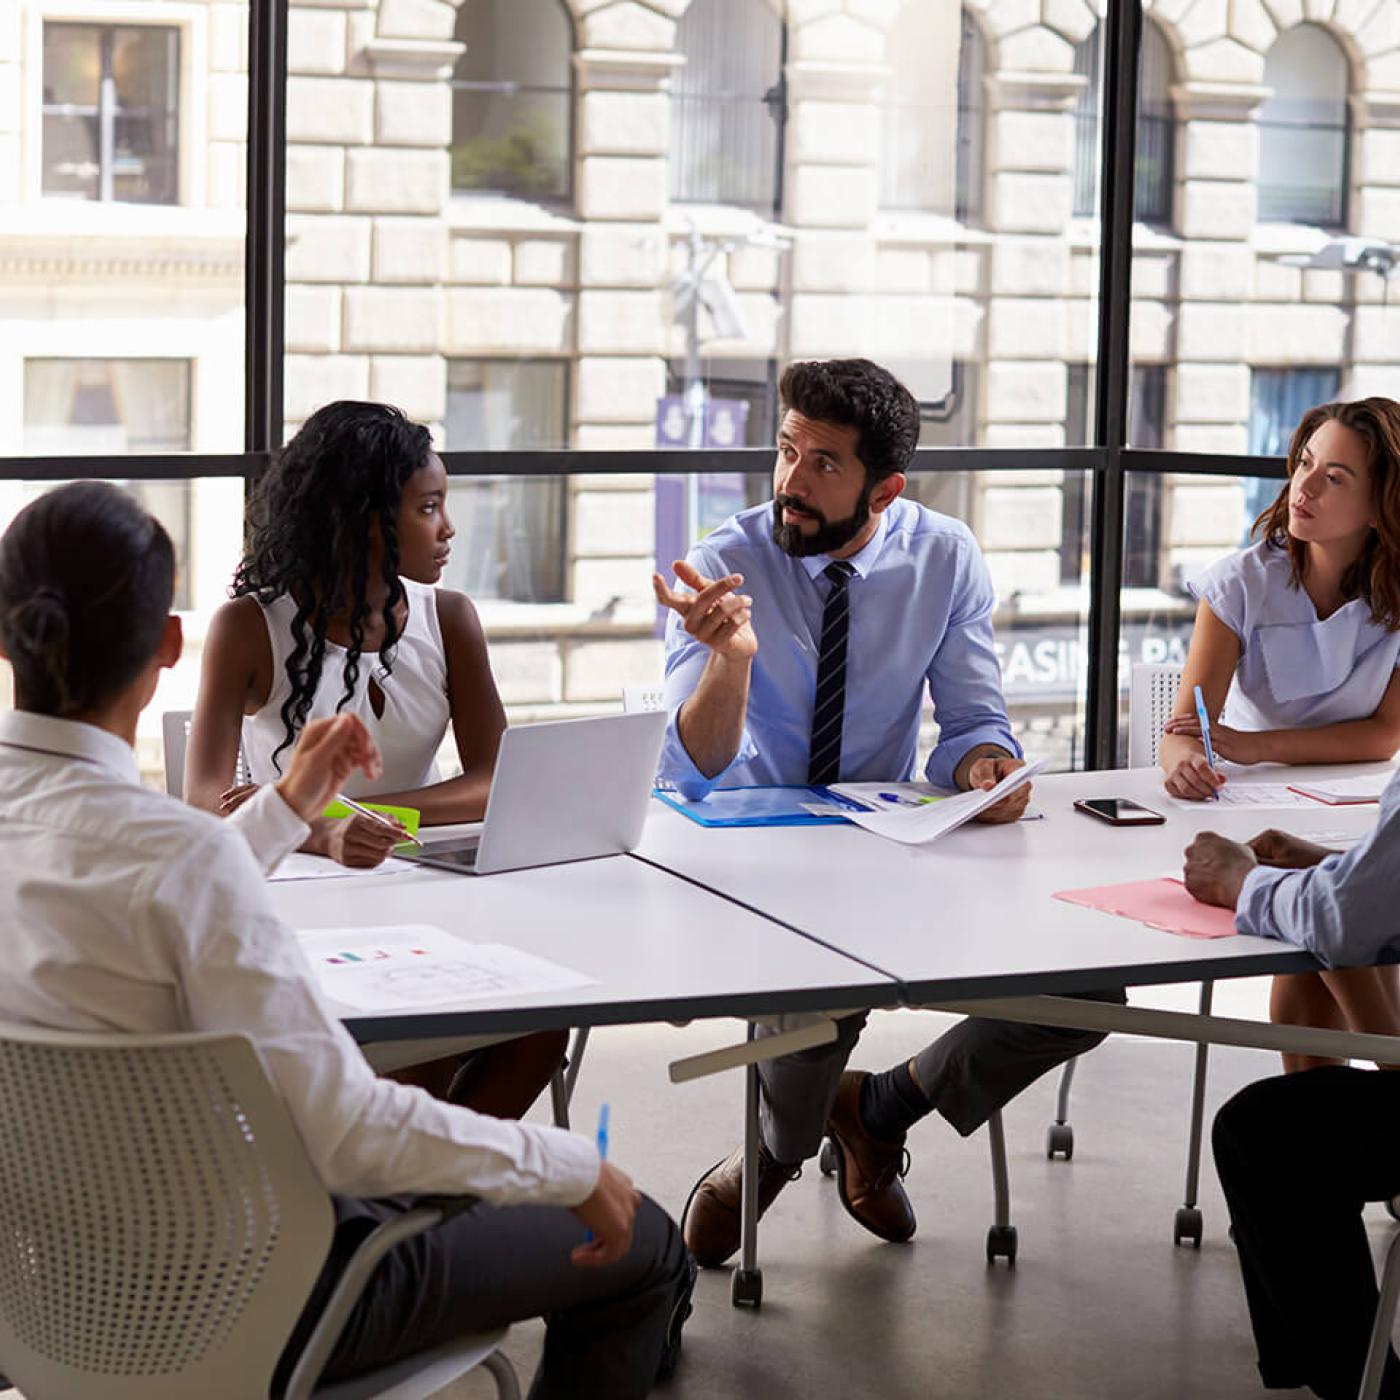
[1287,773,1393,805]
[845,758,1047,846]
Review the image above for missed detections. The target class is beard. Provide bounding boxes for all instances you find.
[770,488,872,558]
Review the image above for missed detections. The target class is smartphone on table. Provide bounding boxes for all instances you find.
[1073,797,1166,826]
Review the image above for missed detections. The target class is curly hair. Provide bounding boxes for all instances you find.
[1253,397,1400,631]
[233,400,432,770]
[779,359,920,483]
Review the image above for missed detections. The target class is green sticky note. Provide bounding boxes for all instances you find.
[321,799,421,837]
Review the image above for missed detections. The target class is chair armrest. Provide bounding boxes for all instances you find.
[282,1197,480,1400]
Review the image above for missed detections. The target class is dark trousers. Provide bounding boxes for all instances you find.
[276,1193,688,1400]
[1213,1067,1400,1399]
[756,988,1128,1163]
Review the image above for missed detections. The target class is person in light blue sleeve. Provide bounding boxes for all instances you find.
[1159,398,1400,1072]
[651,357,1125,1266]
[1183,801,1400,1400]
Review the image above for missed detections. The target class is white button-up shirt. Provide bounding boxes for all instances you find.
[0,710,599,1206]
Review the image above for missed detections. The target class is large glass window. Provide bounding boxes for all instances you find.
[669,0,785,210]
[879,7,983,220]
[1073,20,1176,225]
[1135,21,1175,227]
[450,0,573,201]
[42,23,179,204]
[21,358,199,609]
[1064,364,1166,586]
[443,360,569,603]
[1258,25,1349,228]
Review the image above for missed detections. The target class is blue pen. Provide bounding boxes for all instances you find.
[585,1103,610,1243]
[1193,684,1220,799]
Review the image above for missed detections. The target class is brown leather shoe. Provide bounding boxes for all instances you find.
[681,1144,799,1268]
[826,1071,917,1243]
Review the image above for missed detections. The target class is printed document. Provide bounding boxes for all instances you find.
[297,924,596,1011]
[846,758,1048,846]
[269,852,416,882]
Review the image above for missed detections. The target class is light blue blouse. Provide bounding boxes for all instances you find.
[1187,540,1400,731]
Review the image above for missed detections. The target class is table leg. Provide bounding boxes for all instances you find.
[1174,980,1213,1249]
[733,1029,763,1309]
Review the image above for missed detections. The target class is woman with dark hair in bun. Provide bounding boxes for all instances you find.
[186,399,566,1117]
[0,481,692,1400]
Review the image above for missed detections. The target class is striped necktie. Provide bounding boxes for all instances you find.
[807,560,857,787]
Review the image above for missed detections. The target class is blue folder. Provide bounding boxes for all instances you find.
[652,785,865,828]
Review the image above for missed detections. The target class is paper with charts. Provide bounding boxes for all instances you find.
[845,757,1048,846]
[297,924,596,1011]
[1054,878,1238,939]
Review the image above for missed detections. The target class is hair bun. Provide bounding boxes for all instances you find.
[5,587,72,710]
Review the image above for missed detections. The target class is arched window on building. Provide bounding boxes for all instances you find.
[1258,24,1349,227]
[878,7,985,220]
[1072,19,1177,226]
[450,0,573,201]
[670,0,786,212]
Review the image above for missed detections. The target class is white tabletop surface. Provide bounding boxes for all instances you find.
[268,850,899,1043]
[633,763,1392,1000]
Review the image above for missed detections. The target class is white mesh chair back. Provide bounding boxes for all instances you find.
[0,1023,334,1400]
[1128,663,1184,768]
[162,709,250,799]
[621,684,666,714]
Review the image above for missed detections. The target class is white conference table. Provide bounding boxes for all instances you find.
[268,764,1399,1308]
[634,762,1392,1006]
[268,849,900,1054]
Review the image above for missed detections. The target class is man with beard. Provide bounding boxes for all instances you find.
[651,357,1124,1266]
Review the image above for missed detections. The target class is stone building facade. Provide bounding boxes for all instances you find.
[4,0,1400,769]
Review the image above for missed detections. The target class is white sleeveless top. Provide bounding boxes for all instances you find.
[241,578,450,798]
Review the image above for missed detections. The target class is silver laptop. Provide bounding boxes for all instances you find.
[398,710,667,876]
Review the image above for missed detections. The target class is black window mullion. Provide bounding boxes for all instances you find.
[244,0,286,459]
[1085,0,1142,771]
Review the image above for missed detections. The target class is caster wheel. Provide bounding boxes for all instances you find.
[986,1225,1018,1267]
[1046,1123,1074,1160]
[818,1138,838,1177]
[731,1268,763,1308]
[1174,1206,1203,1248]
[1387,1196,1400,1223]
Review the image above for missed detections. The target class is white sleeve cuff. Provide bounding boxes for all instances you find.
[228,784,311,874]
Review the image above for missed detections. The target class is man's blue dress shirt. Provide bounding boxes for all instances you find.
[658,496,1021,800]
[1236,767,1400,967]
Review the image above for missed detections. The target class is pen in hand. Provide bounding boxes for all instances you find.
[585,1102,611,1243]
[1193,685,1220,801]
[333,792,423,847]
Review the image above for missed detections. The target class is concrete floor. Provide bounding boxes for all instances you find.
[6,987,1396,1398]
[440,992,1397,1400]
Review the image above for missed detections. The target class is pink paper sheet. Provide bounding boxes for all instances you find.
[1054,878,1239,940]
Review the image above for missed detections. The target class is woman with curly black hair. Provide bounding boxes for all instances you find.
[186,399,566,1115]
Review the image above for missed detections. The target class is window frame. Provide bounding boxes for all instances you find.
[28,1,204,208]
[4,0,1330,770]
[1257,22,1352,230]
[668,0,788,215]
[447,0,577,206]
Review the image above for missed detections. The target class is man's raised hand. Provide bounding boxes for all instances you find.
[652,559,757,661]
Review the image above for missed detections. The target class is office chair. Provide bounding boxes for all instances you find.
[0,1022,518,1399]
[161,707,248,798]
